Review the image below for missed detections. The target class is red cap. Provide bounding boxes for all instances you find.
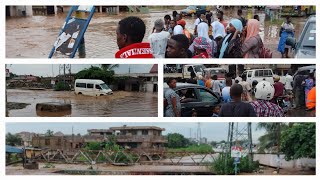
[177,19,186,27]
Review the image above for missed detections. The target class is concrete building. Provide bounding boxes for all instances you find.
[113,64,158,93]
[87,129,113,137]
[32,135,84,152]
[6,6,33,17]
[110,125,167,152]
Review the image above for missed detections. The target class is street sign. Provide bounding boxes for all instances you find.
[233,157,240,164]
[49,6,95,58]
[231,146,242,158]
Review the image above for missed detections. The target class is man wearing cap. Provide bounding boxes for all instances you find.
[177,19,191,43]
[148,19,171,58]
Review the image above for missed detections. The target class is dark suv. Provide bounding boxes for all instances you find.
[164,83,220,117]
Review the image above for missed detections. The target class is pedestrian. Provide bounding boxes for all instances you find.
[173,22,184,35]
[284,70,294,108]
[191,109,198,117]
[237,9,247,27]
[205,73,213,89]
[278,16,295,58]
[221,78,232,103]
[219,84,257,117]
[293,72,306,109]
[253,14,260,21]
[211,75,221,97]
[211,20,226,58]
[164,14,171,31]
[239,74,252,101]
[166,34,190,58]
[211,104,221,117]
[189,21,212,56]
[168,20,177,36]
[219,19,243,58]
[241,19,263,58]
[306,86,316,111]
[177,19,191,42]
[172,11,178,21]
[115,16,153,58]
[164,78,181,117]
[197,75,205,86]
[250,81,284,117]
[206,13,213,39]
[272,75,284,102]
[194,12,206,36]
[302,73,315,105]
[191,37,212,58]
[217,10,228,30]
[148,19,170,58]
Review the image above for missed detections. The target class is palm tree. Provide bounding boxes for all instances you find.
[45,129,54,137]
[101,64,119,71]
[256,123,288,153]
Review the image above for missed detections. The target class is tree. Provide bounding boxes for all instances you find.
[101,64,119,71]
[45,130,54,137]
[6,133,22,146]
[76,66,115,84]
[281,123,315,161]
[256,123,288,153]
[166,133,189,148]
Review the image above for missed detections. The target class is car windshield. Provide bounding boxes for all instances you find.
[100,83,110,90]
[301,22,316,48]
[194,65,206,73]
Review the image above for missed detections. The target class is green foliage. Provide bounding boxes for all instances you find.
[43,163,55,168]
[166,133,190,148]
[85,142,104,151]
[6,133,22,146]
[210,154,259,175]
[281,123,316,161]
[76,66,115,84]
[54,81,71,91]
[45,130,54,137]
[168,144,213,154]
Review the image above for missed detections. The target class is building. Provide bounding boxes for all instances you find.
[110,125,167,152]
[16,132,36,147]
[113,64,158,93]
[6,6,33,17]
[87,129,113,137]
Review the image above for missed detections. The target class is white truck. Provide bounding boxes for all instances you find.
[240,69,274,85]
[74,79,113,96]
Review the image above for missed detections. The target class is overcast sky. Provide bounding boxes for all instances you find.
[6,64,153,77]
[6,122,265,143]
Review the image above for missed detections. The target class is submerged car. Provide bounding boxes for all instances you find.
[164,83,220,117]
[181,5,197,16]
[286,15,316,58]
[75,79,113,97]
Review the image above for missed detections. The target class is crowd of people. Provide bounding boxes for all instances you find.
[114,9,296,58]
[164,70,316,117]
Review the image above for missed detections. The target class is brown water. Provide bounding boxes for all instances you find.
[7,89,158,117]
[6,7,306,58]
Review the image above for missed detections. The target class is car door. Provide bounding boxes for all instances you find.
[195,87,220,117]
[175,87,201,117]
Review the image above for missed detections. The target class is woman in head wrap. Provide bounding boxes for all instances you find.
[189,22,212,57]
[241,19,262,58]
[219,19,243,58]
[192,37,212,58]
[211,21,226,58]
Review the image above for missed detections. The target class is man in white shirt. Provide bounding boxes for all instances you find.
[284,70,294,109]
[148,19,170,58]
[194,13,206,36]
[211,75,221,96]
[173,24,183,35]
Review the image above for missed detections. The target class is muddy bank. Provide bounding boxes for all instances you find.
[7,89,158,117]
[7,102,31,110]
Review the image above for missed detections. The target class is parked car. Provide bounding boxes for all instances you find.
[286,15,316,58]
[164,83,220,117]
[293,65,316,79]
[240,69,274,85]
[75,79,113,96]
[181,5,197,16]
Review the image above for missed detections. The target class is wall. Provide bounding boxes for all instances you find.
[254,154,316,169]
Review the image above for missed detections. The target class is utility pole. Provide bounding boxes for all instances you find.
[276,123,281,174]
[197,122,201,145]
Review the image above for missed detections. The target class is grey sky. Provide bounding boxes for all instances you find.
[6,64,154,77]
[6,122,265,143]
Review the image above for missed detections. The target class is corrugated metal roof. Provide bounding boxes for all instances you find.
[6,145,23,154]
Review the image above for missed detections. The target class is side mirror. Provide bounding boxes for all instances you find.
[286,37,296,49]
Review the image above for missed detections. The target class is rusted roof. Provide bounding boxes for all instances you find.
[87,129,113,133]
[110,126,165,131]
[149,64,158,73]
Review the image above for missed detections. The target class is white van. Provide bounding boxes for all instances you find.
[241,69,274,85]
[182,64,206,79]
[75,79,113,96]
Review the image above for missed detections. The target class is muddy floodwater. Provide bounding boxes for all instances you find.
[6,7,307,58]
[7,89,158,117]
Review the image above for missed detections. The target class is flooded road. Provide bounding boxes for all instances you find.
[7,89,158,117]
[6,7,307,58]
